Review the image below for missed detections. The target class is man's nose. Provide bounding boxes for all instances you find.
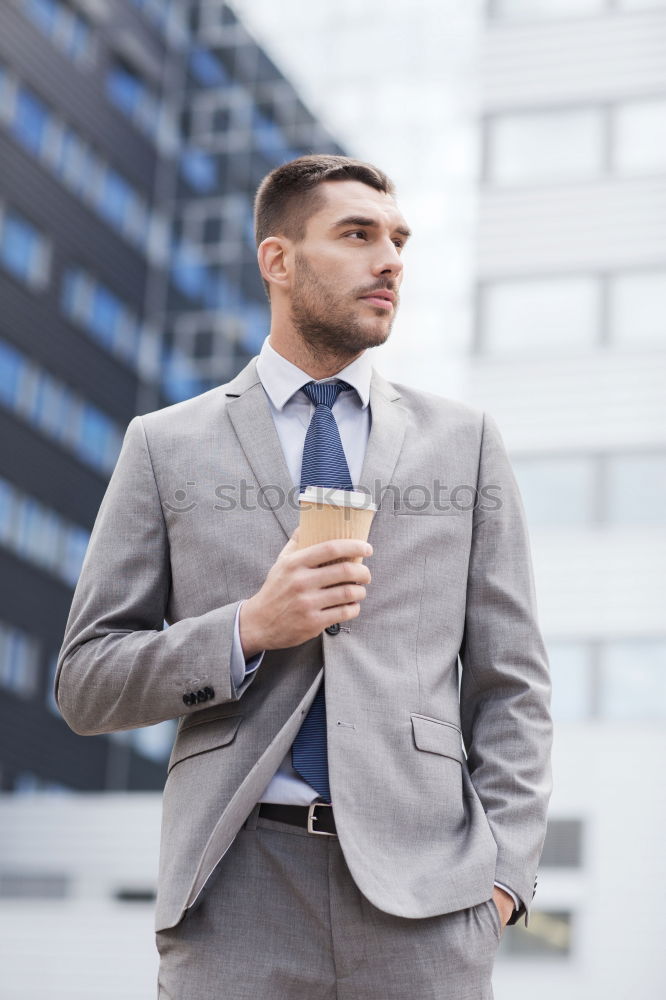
[372,241,403,278]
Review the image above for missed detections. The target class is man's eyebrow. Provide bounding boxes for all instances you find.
[331,215,412,239]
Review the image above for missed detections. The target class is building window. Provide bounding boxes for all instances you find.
[486,108,605,185]
[21,0,93,65]
[605,453,666,525]
[609,271,666,347]
[613,98,666,175]
[180,148,218,193]
[0,476,89,588]
[490,0,606,18]
[0,872,69,897]
[0,207,50,289]
[0,338,125,477]
[252,107,296,162]
[511,456,597,527]
[0,340,24,410]
[128,0,188,44]
[0,621,40,698]
[0,66,153,256]
[46,652,58,714]
[61,526,90,589]
[189,46,231,87]
[540,819,584,867]
[62,267,161,381]
[76,403,122,472]
[106,59,161,141]
[62,267,141,364]
[95,165,134,232]
[616,0,666,12]
[49,126,92,197]
[600,639,666,720]
[173,311,241,377]
[16,498,62,572]
[478,277,600,354]
[500,910,573,958]
[11,84,50,157]
[547,641,592,722]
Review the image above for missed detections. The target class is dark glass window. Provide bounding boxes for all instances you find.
[189,46,230,87]
[11,86,50,156]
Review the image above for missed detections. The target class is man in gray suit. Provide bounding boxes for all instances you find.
[56,155,553,999]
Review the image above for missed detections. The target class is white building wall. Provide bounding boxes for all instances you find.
[471,3,666,995]
[0,795,161,999]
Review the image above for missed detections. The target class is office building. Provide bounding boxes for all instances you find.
[467,2,666,993]
[0,0,343,792]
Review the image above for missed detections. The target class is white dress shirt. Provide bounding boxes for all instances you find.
[226,336,519,912]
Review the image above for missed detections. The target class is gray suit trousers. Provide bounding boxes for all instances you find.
[155,807,502,1000]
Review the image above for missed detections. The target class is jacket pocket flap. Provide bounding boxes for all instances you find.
[168,714,243,774]
[411,714,464,762]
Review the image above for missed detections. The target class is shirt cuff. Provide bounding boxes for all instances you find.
[494,881,520,912]
[230,600,264,689]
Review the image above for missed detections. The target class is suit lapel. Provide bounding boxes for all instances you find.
[225,359,299,540]
[223,357,408,537]
[358,370,408,508]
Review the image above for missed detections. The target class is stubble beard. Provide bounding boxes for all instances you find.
[290,251,398,363]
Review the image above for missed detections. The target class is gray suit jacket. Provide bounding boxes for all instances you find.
[56,357,553,933]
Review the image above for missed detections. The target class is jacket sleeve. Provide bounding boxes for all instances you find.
[55,415,257,737]
[459,411,553,925]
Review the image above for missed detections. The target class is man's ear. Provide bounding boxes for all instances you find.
[257,236,291,295]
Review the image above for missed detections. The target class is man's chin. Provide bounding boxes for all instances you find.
[358,323,393,349]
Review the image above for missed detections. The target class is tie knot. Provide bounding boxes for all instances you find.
[300,380,354,409]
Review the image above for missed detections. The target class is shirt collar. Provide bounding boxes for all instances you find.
[255,336,372,411]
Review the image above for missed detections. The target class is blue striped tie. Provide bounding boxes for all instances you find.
[291,379,354,802]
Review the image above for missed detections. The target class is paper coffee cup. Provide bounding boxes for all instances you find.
[297,486,377,564]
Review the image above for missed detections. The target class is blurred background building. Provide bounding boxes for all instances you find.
[0,0,342,795]
[1,0,665,997]
[467,1,666,994]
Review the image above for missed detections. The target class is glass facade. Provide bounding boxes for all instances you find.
[0,64,156,257]
[0,0,345,792]
[0,476,89,589]
[0,206,50,289]
[0,339,123,475]
[21,0,93,64]
[61,267,161,381]
[0,620,40,698]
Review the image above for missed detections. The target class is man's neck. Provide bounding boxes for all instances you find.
[267,334,365,381]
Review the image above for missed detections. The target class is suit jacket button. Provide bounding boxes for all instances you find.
[182,693,194,706]
[325,623,341,636]
[204,686,214,700]
[196,689,207,703]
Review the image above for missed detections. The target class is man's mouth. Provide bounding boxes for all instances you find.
[359,290,395,310]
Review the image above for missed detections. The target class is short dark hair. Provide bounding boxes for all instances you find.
[254,153,396,254]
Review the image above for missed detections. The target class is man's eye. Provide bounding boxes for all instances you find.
[346,231,367,240]
[393,239,404,249]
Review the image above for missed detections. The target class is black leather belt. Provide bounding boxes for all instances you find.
[258,802,337,837]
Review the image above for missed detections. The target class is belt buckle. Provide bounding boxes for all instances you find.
[307,801,335,837]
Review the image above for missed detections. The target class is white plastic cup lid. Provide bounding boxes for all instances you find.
[298,486,377,511]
